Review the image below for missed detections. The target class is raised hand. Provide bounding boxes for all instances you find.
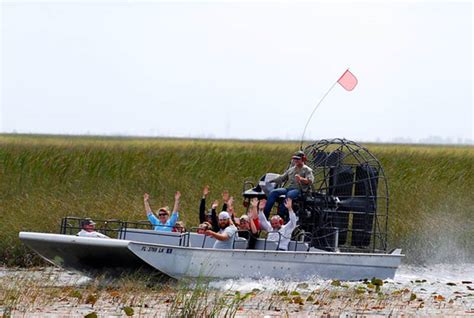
[203,185,210,197]
[228,206,235,216]
[172,191,181,213]
[284,198,293,211]
[144,193,152,214]
[228,196,234,208]
[248,207,257,219]
[222,190,230,203]
[250,197,258,208]
[211,200,219,209]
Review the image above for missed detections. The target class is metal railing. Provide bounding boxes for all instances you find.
[60,216,315,252]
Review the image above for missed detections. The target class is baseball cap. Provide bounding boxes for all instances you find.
[81,218,96,227]
[218,211,230,220]
[240,215,249,222]
[292,150,305,160]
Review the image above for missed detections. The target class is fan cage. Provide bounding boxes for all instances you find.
[294,138,389,253]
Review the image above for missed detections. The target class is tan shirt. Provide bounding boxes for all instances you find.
[271,164,314,192]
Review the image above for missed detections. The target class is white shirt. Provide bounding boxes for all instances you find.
[77,229,109,238]
[258,210,297,250]
[213,225,238,249]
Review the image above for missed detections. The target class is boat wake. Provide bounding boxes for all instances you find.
[209,263,474,296]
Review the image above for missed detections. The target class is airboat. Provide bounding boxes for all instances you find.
[20,138,403,280]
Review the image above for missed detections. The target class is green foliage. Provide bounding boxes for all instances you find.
[69,290,82,299]
[355,286,366,294]
[1,134,473,265]
[370,278,383,292]
[122,306,134,316]
[370,278,383,287]
[166,278,249,317]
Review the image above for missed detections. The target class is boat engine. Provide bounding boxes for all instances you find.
[243,138,389,253]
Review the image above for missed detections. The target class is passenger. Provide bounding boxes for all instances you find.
[263,150,314,220]
[258,198,297,251]
[199,185,229,232]
[197,221,212,234]
[174,221,186,233]
[237,209,259,250]
[205,211,238,249]
[77,218,109,238]
[144,191,180,232]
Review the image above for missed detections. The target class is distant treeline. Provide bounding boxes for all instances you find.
[1,135,473,266]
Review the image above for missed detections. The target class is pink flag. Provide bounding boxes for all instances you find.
[337,69,358,91]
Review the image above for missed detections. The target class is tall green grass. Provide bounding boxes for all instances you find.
[1,134,473,265]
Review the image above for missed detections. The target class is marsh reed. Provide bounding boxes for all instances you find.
[1,134,473,265]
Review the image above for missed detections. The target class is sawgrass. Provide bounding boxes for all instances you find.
[1,134,473,265]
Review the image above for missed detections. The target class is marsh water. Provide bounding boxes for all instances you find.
[2,263,473,300]
[1,263,473,316]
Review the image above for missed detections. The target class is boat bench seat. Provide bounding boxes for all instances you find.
[233,237,248,249]
[119,228,301,251]
[188,233,217,248]
[119,228,185,246]
[287,241,309,251]
[188,233,247,249]
[254,239,279,250]
[253,238,309,251]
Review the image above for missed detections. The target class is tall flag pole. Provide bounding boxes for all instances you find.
[299,68,358,150]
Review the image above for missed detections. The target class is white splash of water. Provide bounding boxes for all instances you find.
[1,264,472,297]
[395,263,474,283]
[208,263,474,297]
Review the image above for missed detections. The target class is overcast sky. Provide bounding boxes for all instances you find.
[1,1,472,143]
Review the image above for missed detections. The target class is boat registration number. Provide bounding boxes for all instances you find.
[140,246,173,254]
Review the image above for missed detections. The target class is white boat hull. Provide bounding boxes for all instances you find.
[20,231,403,280]
[19,232,155,275]
[128,242,403,281]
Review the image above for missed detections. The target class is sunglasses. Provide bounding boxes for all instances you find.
[158,213,167,216]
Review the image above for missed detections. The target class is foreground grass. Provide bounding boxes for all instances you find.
[1,267,473,317]
[1,134,473,265]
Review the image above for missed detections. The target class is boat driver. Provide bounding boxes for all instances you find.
[77,218,109,238]
[258,198,297,251]
[263,150,314,220]
[205,211,238,249]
